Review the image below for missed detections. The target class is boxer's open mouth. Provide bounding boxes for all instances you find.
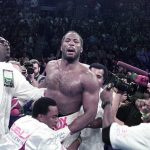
[67,48,75,54]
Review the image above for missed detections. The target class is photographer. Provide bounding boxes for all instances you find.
[113,73,143,126]
[108,72,149,126]
[101,86,150,150]
[116,91,142,126]
[23,61,39,87]
[30,59,45,84]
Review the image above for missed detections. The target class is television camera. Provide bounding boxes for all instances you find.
[108,61,150,100]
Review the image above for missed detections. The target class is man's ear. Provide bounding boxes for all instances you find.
[81,48,83,53]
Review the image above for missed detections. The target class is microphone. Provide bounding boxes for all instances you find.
[117,61,149,76]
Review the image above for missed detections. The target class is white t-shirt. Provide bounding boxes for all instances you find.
[110,122,150,150]
[0,116,70,150]
[0,62,45,136]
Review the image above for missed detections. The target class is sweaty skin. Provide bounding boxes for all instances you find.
[44,60,99,114]
[43,60,99,133]
[40,31,99,133]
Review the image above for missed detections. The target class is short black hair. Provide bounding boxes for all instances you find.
[89,63,108,83]
[32,97,57,118]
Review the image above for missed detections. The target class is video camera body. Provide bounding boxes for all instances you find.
[109,61,150,100]
[109,72,148,95]
[24,61,34,75]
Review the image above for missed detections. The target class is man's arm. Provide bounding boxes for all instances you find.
[68,72,100,133]
[101,88,125,145]
[101,88,150,150]
[13,67,45,101]
[102,102,114,145]
[112,92,124,125]
[87,94,104,128]
[87,117,102,128]
[100,88,114,145]
[26,73,39,87]
[38,78,47,88]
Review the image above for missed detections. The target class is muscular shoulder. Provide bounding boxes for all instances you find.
[81,63,90,68]
[79,63,99,92]
[46,60,59,72]
[46,60,58,67]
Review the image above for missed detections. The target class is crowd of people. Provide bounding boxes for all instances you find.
[0,0,150,150]
[0,30,150,150]
[0,0,150,71]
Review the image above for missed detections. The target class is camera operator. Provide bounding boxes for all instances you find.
[112,73,143,126]
[116,91,143,126]
[108,72,150,126]
[30,59,45,84]
[101,84,150,150]
[23,61,39,87]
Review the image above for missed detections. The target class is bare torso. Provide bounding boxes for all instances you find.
[44,59,90,115]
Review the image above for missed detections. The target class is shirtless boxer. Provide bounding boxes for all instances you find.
[40,31,99,148]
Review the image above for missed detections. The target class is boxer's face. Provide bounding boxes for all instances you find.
[43,106,59,129]
[61,32,83,62]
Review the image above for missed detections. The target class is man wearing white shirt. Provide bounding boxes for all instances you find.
[0,37,45,136]
[101,86,150,150]
[0,97,70,150]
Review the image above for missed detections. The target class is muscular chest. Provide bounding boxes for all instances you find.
[46,70,82,96]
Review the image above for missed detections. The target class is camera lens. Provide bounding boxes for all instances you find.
[27,67,34,74]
